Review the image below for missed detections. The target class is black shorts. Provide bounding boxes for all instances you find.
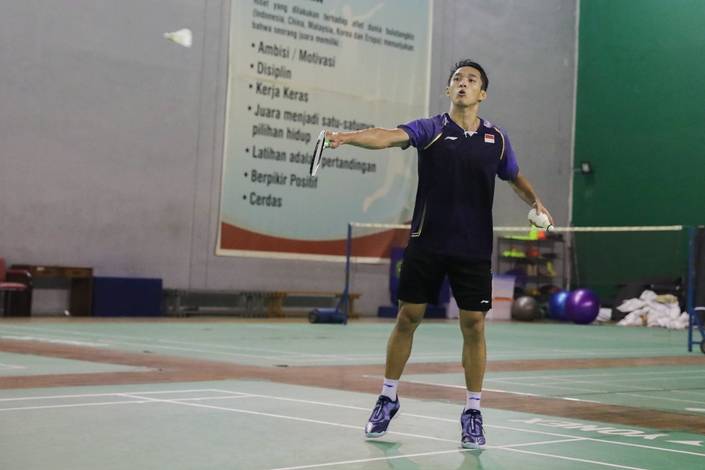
[397,244,492,311]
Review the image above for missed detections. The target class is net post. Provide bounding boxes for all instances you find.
[341,222,353,322]
[687,226,696,352]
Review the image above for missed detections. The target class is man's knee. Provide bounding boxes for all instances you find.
[396,303,425,332]
[460,311,485,336]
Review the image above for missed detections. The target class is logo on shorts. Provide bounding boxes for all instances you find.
[480,300,490,304]
[444,136,458,140]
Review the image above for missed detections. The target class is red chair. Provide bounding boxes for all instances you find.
[0,258,32,316]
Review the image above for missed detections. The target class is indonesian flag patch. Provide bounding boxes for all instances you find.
[484,133,495,144]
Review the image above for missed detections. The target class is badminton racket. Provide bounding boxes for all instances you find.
[309,130,328,176]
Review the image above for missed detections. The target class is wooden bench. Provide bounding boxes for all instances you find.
[163,289,276,317]
[267,291,361,319]
[162,289,361,319]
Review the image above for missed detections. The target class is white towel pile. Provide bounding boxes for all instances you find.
[616,290,690,329]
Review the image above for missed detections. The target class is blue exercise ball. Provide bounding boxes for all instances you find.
[548,290,569,320]
[565,288,600,325]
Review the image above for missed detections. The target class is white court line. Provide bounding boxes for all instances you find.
[614,392,705,406]
[269,447,484,470]
[0,334,683,366]
[557,373,705,383]
[670,389,705,397]
[0,394,257,412]
[546,376,705,389]
[0,325,390,362]
[502,437,586,448]
[0,362,26,370]
[503,377,702,395]
[4,387,704,459]
[0,326,310,362]
[365,373,605,398]
[121,392,644,470]
[0,328,397,364]
[267,439,593,470]
[378,376,544,397]
[493,447,647,470]
[485,369,705,382]
[169,395,256,402]
[154,339,363,360]
[0,389,245,402]
[0,324,684,363]
[561,397,601,403]
[0,335,107,348]
[0,321,679,357]
[0,325,472,363]
[414,412,705,458]
[0,325,289,354]
[0,399,155,412]
[216,389,593,414]
[210,389,705,458]
[486,377,608,393]
[117,393,460,444]
[504,437,586,449]
[269,439,644,470]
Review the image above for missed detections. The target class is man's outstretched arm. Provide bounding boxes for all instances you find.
[326,128,410,150]
[509,172,554,225]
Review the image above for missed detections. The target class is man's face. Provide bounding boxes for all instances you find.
[446,66,486,107]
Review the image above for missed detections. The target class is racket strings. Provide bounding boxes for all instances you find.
[309,130,327,176]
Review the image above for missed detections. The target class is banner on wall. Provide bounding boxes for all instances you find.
[217,0,432,260]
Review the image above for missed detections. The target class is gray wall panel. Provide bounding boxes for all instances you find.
[0,0,576,315]
[430,0,575,229]
[1,0,204,284]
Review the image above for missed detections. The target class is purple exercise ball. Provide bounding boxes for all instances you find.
[565,288,600,325]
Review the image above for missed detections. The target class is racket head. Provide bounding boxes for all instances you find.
[309,130,326,176]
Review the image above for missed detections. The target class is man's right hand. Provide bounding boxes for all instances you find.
[325,131,346,149]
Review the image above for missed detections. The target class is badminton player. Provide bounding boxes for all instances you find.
[325,59,553,448]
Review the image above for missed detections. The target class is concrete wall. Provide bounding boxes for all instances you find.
[0,0,576,315]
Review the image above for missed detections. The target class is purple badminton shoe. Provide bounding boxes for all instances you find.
[364,395,400,438]
[461,409,486,449]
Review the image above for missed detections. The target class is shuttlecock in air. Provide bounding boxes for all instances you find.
[164,28,192,48]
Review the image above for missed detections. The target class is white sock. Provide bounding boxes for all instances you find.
[381,378,399,400]
[465,391,481,411]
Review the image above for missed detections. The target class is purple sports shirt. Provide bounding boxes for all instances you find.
[398,113,519,260]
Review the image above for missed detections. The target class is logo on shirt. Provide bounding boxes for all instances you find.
[481,300,490,304]
[484,133,495,144]
[444,136,458,141]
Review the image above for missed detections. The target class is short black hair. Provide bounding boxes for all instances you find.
[448,59,488,91]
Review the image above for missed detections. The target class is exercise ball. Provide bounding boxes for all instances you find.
[309,308,346,324]
[565,289,600,325]
[511,296,539,321]
[548,290,569,321]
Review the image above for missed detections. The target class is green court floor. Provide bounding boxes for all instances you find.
[404,364,705,414]
[0,321,691,367]
[0,351,150,376]
[0,319,703,469]
[1,380,704,470]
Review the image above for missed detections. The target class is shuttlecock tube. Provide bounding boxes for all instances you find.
[164,28,192,48]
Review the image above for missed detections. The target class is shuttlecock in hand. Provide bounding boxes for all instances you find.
[528,208,553,231]
[164,28,193,48]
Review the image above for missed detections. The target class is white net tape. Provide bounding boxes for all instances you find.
[349,222,683,233]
